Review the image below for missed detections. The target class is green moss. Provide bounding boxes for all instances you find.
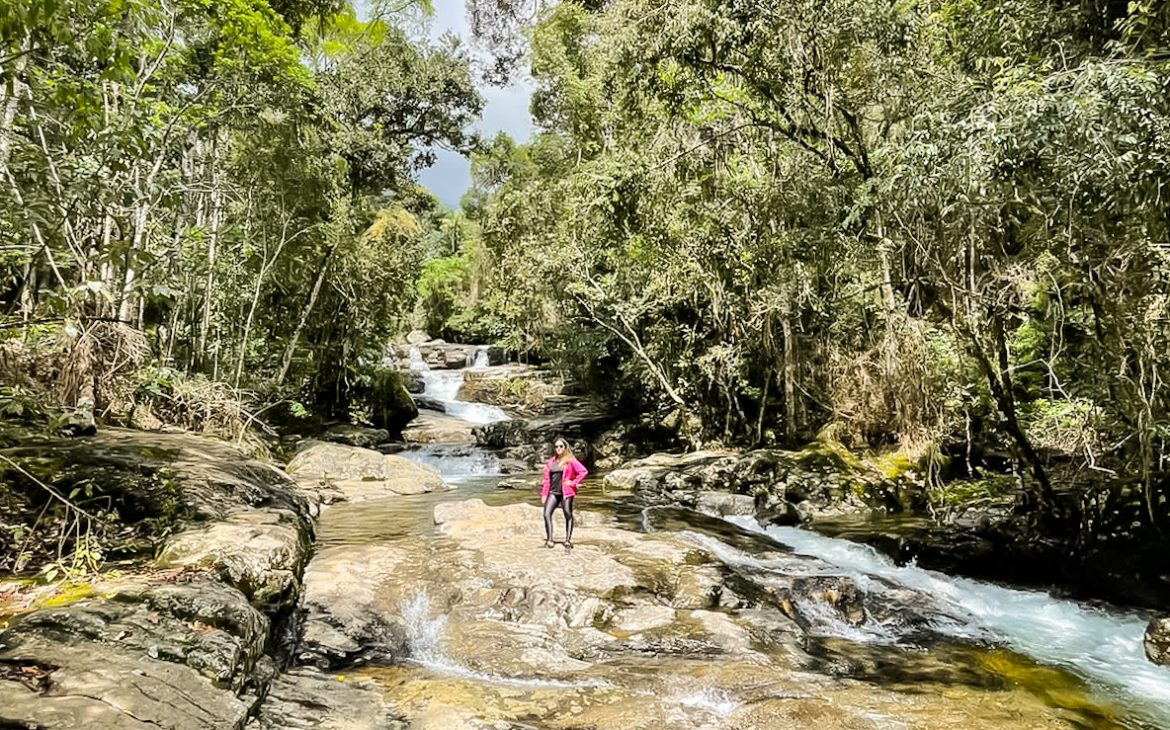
[799,438,864,473]
[932,475,1017,508]
[977,649,1124,723]
[33,581,96,609]
[873,450,916,480]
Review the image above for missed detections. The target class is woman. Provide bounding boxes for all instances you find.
[541,437,588,551]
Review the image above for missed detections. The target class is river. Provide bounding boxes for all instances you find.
[303,354,1170,729]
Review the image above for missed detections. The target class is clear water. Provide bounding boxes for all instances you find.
[724,516,1170,728]
[400,590,608,689]
[408,346,509,424]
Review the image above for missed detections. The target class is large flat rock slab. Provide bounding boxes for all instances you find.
[287,441,449,500]
[247,667,406,730]
[0,579,269,730]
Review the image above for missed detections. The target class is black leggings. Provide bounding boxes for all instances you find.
[543,493,574,543]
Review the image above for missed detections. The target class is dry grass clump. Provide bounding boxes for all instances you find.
[0,321,269,454]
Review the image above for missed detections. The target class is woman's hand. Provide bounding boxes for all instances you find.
[541,495,547,506]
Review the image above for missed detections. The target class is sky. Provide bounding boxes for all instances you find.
[416,0,534,210]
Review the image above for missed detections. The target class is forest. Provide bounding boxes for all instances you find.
[3,0,1170,560]
[3,2,1170,727]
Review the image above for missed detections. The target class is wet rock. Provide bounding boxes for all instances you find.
[402,412,477,444]
[296,545,410,669]
[1145,616,1170,667]
[0,580,268,729]
[610,605,676,633]
[604,445,898,524]
[497,458,531,475]
[496,476,534,490]
[603,451,739,503]
[697,491,756,517]
[782,576,867,629]
[413,395,449,412]
[248,667,408,730]
[320,425,391,449]
[398,341,480,369]
[286,441,448,500]
[157,508,312,614]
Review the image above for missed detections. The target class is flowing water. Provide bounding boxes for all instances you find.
[306,352,1170,729]
[395,445,501,484]
[720,516,1170,728]
[407,346,509,424]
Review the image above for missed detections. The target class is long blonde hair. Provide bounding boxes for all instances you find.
[553,437,574,464]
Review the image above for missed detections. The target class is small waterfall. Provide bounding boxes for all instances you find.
[400,591,607,689]
[471,347,490,368]
[407,346,509,424]
[401,592,448,665]
[722,516,1170,726]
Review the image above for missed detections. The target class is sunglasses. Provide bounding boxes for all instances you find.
[555,444,566,449]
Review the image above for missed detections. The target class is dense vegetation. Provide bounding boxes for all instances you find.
[434,0,1170,522]
[3,0,1170,535]
[0,0,479,428]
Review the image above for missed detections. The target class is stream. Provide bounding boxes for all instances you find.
[304,356,1170,730]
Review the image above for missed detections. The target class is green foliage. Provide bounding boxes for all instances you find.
[465,0,1170,518]
[0,0,481,420]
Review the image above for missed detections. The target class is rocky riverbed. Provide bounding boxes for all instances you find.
[2,428,1169,730]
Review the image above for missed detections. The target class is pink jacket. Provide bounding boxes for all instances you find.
[542,456,588,499]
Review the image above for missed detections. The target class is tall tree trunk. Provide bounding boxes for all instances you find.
[967,313,1056,510]
[781,311,796,439]
[198,159,222,367]
[275,244,336,386]
[117,195,149,322]
[0,38,29,181]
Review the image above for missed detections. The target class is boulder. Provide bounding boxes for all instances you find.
[366,368,418,435]
[402,341,479,370]
[157,508,312,613]
[697,491,757,517]
[286,441,448,500]
[320,425,391,449]
[1146,615,1170,667]
[0,428,310,524]
[401,412,476,445]
[411,395,448,413]
[404,373,425,394]
[0,580,270,729]
[782,576,867,630]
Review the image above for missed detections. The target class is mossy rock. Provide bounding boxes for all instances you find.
[366,368,418,435]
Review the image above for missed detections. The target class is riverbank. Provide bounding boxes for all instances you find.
[2,427,1169,729]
